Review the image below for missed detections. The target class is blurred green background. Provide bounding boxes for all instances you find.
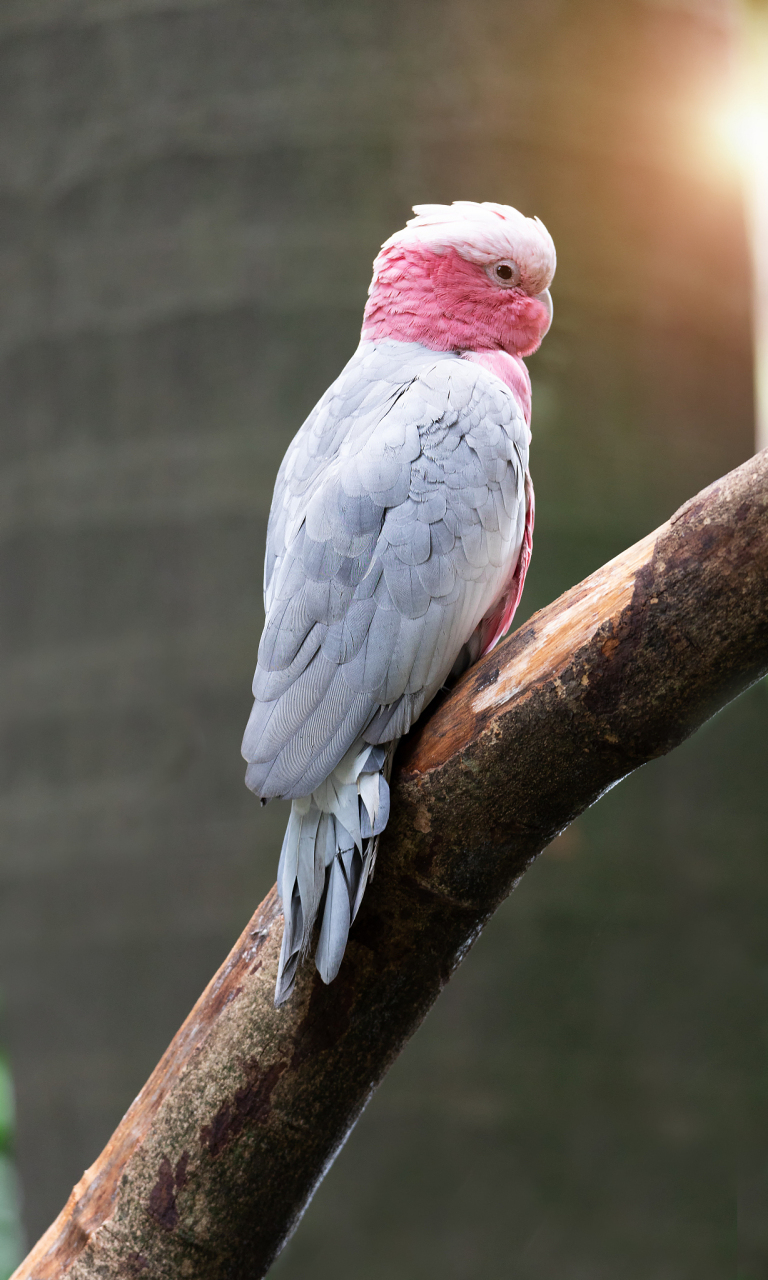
[0,0,765,1276]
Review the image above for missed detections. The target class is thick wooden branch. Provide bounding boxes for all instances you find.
[13,451,768,1280]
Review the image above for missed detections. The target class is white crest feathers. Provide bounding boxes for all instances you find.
[377,200,556,291]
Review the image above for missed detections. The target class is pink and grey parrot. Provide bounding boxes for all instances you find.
[242,201,555,1004]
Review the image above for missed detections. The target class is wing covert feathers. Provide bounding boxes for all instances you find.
[243,339,530,800]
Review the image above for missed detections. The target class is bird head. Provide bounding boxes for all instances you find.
[362,201,556,358]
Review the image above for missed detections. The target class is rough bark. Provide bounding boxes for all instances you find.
[13,449,768,1280]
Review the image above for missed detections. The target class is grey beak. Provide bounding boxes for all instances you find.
[535,287,553,334]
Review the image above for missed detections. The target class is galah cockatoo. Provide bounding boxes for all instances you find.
[242,201,555,1004]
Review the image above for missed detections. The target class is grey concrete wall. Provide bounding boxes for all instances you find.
[0,0,765,1274]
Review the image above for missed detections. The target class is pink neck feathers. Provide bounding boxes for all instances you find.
[461,350,532,426]
[362,244,549,363]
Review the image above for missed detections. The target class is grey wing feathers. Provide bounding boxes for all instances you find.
[243,339,529,799]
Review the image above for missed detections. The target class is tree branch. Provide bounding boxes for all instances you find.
[13,450,768,1280]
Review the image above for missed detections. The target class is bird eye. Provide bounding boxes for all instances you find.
[487,259,521,288]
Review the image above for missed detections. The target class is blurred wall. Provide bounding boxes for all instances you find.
[0,0,765,1274]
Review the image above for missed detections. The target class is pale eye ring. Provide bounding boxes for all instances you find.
[487,259,521,288]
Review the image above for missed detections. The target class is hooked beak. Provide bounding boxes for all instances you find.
[535,287,553,335]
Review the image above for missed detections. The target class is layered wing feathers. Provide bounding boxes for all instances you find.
[243,340,529,798]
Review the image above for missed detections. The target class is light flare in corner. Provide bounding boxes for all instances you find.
[717,2,768,452]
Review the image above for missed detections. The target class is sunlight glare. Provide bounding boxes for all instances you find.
[717,3,768,453]
[716,95,768,174]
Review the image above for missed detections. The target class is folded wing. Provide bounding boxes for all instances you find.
[243,340,529,799]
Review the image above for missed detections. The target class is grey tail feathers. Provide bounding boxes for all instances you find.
[274,742,392,1006]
